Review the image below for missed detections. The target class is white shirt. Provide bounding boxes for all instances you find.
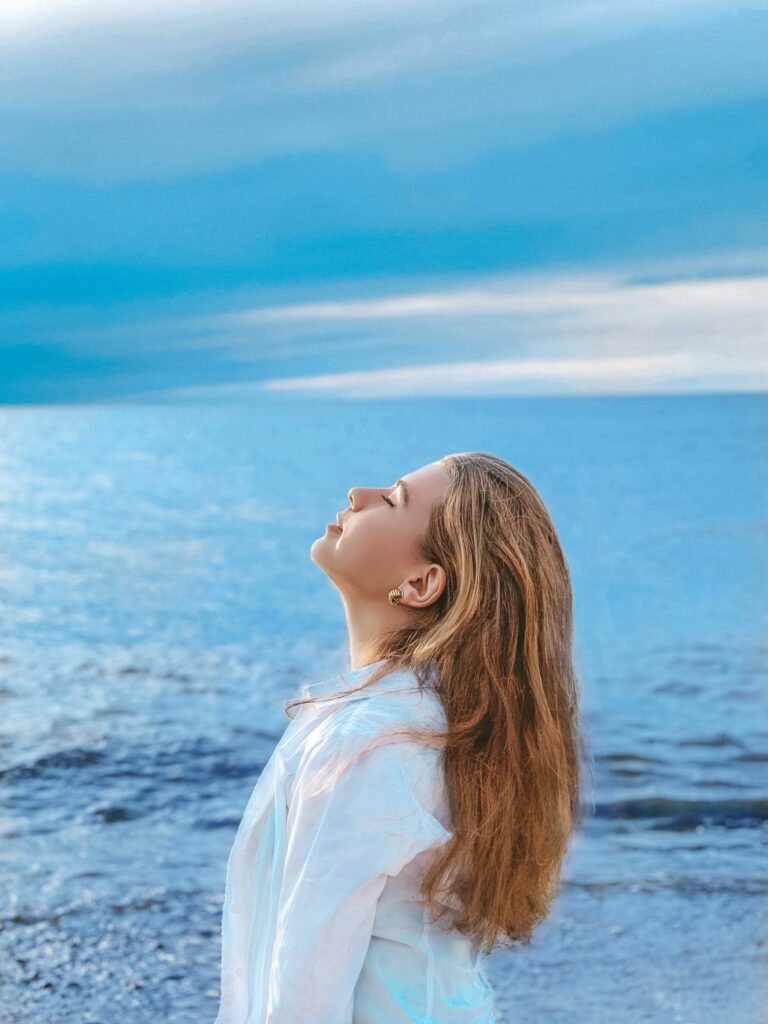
[213,658,497,1024]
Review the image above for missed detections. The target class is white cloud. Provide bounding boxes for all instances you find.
[261,352,707,394]
[0,0,736,47]
[215,271,766,326]
[195,262,768,359]
[1,0,763,183]
[134,253,768,399]
[153,349,767,399]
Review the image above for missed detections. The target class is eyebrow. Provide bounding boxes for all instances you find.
[393,479,410,507]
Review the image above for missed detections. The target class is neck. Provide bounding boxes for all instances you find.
[341,595,407,669]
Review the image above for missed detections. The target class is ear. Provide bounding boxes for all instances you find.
[399,563,446,609]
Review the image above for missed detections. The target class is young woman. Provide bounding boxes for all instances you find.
[214,451,586,1024]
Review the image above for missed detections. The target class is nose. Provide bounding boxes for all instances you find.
[347,486,371,509]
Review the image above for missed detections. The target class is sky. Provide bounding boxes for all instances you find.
[1,0,767,404]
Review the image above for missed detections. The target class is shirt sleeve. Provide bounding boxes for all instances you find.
[264,713,451,1024]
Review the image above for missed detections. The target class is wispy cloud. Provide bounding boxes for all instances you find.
[162,351,755,400]
[212,269,766,328]
[2,2,766,403]
[129,255,768,399]
[1,0,763,182]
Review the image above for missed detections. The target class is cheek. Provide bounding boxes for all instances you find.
[344,519,402,564]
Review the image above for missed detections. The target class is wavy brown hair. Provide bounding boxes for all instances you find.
[285,451,590,955]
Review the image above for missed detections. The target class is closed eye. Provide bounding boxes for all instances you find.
[381,494,394,507]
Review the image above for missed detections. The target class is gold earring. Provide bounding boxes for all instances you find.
[387,587,403,606]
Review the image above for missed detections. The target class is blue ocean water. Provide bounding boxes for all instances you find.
[0,393,765,1024]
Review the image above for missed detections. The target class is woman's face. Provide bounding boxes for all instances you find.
[310,459,451,605]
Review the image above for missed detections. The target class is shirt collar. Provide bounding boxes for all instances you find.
[297,658,425,704]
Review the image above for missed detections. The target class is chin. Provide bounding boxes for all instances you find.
[309,535,329,565]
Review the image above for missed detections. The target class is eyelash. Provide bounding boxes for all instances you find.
[381,494,395,507]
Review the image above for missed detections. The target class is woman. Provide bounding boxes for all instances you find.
[214,451,586,1024]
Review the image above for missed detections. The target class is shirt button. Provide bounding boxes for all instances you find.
[234,966,244,978]
[230,903,240,914]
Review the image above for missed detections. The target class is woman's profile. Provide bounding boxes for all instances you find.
[213,450,586,1024]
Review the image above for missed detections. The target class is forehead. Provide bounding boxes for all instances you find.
[401,461,450,502]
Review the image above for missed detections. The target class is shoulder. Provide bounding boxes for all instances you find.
[314,675,445,751]
[284,666,447,789]
[362,673,448,738]
[297,679,440,763]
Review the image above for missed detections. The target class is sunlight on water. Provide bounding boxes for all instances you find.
[0,393,765,1024]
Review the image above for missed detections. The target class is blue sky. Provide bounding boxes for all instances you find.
[2,0,767,403]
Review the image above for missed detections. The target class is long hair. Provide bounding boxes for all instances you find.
[285,451,590,955]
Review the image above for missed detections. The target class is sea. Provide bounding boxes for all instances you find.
[0,392,765,1024]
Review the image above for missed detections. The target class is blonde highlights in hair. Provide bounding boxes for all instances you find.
[285,451,589,954]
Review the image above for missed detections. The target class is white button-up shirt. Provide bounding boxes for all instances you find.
[213,658,497,1024]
